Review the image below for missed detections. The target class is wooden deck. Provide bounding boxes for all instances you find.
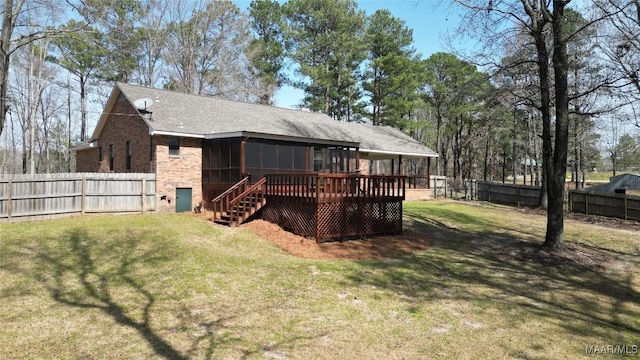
[265,173,405,201]
[262,174,406,242]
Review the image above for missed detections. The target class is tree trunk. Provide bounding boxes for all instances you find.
[572,63,583,190]
[435,111,442,176]
[512,111,517,184]
[542,1,570,252]
[573,117,582,189]
[534,30,551,210]
[0,0,18,138]
[483,134,490,181]
[502,149,507,183]
[579,146,586,189]
[67,82,72,172]
[80,75,87,141]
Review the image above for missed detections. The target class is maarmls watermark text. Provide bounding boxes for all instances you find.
[586,345,637,355]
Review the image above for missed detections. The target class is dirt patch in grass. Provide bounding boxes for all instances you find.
[242,219,430,260]
[492,240,612,271]
[520,206,640,232]
[241,207,632,271]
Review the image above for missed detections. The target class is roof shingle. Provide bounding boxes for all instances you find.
[107,83,437,158]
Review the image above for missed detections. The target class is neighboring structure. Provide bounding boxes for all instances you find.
[585,173,640,196]
[73,83,438,240]
[568,173,640,222]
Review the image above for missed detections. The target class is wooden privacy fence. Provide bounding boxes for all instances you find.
[477,181,541,207]
[406,175,447,198]
[0,173,156,223]
[569,191,640,221]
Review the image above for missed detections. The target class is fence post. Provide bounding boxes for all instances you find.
[141,177,147,214]
[444,178,448,198]
[585,193,589,215]
[517,187,521,207]
[472,180,476,200]
[7,179,12,222]
[81,176,86,216]
[568,191,572,213]
[432,177,436,199]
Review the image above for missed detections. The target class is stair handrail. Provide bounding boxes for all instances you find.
[211,176,250,220]
[230,176,266,204]
[228,177,267,226]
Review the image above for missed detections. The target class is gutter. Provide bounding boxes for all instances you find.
[149,130,206,138]
[69,141,98,151]
[360,148,440,158]
[237,131,358,147]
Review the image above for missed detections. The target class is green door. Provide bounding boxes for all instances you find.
[176,188,192,213]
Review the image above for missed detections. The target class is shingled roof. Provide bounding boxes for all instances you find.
[89,83,438,159]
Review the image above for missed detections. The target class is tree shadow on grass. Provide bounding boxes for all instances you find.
[2,227,329,360]
[345,206,640,349]
[26,228,188,359]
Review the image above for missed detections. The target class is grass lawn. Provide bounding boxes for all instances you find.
[1,200,639,359]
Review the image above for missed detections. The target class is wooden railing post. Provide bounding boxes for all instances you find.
[211,176,250,221]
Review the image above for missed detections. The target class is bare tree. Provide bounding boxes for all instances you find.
[10,41,57,174]
[136,0,177,87]
[164,0,269,101]
[0,0,65,138]
[596,0,640,101]
[450,0,601,251]
[38,79,67,173]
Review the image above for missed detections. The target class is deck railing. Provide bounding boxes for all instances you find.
[264,173,405,202]
[211,176,250,220]
[226,177,267,226]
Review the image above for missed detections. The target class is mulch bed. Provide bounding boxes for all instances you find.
[242,219,430,260]
[239,209,637,271]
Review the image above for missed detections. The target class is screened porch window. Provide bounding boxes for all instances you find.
[313,146,358,173]
[203,138,241,183]
[245,139,308,180]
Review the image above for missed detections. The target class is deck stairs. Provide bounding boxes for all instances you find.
[211,177,266,227]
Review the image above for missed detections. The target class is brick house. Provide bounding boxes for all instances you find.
[73,83,438,216]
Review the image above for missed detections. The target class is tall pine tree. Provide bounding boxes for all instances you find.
[363,9,425,129]
[284,0,366,120]
[249,0,287,104]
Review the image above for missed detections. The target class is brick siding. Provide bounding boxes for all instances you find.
[359,153,370,175]
[154,136,202,213]
[75,94,203,213]
[75,148,99,172]
[75,97,151,173]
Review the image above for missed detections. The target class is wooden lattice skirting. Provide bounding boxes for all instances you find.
[260,196,402,243]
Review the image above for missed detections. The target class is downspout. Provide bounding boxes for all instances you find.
[427,157,431,189]
[149,134,155,173]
